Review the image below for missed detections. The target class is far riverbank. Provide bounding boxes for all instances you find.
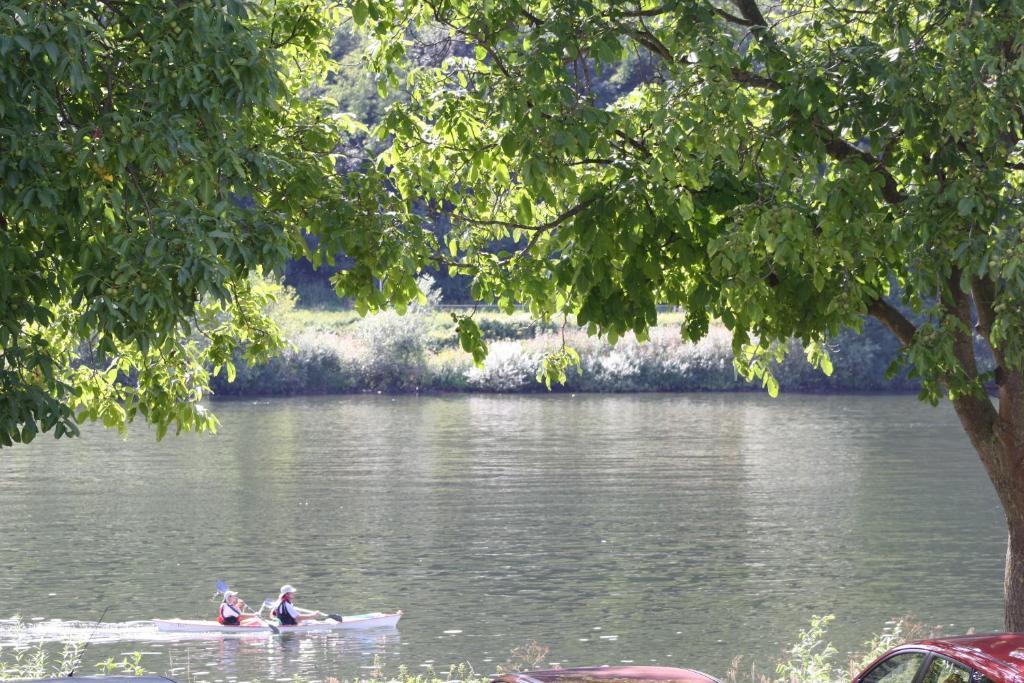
[211,304,918,397]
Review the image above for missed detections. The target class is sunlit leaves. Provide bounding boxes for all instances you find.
[0,0,352,445]
[346,0,1024,399]
[537,345,582,390]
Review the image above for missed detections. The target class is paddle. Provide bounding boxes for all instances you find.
[325,613,344,623]
[215,580,280,634]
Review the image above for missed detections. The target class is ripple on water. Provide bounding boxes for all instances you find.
[0,394,1007,682]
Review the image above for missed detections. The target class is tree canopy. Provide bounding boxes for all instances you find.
[352,0,1023,393]
[0,0,408,443]
[343,0,1024,624]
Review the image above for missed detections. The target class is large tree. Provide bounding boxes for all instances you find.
[0,0,422,442]
[342,0,1024,625]
[6,0,1024,630]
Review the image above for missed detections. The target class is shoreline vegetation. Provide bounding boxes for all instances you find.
[210,289,917,399]
[0,615,948,683]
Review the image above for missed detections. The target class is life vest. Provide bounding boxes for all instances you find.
[273,597,298,625]
[218,602,241,626]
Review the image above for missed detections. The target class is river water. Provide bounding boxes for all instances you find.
[0,394,1007,682]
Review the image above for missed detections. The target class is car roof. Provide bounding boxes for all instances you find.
[892,633,1024,677]
[492,665,720,683]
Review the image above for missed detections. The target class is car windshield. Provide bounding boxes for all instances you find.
[862,653,926,683]
[919,656,971,683]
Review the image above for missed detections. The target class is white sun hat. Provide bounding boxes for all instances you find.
[279,584,297,596]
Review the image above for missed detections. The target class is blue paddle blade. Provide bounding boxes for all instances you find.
[215,580,228,593]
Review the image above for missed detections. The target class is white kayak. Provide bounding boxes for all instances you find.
[153,612,401,633]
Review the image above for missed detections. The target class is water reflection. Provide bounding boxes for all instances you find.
[0,395,1006,681]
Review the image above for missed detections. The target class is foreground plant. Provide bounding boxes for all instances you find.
[95,652,146,677]
[725,615,947,683]
[0,642,83,681]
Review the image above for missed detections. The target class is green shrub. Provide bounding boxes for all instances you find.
[354,311,429,391]
[466,342,542,392]
[428,348,473,391]
[212,333,361,396]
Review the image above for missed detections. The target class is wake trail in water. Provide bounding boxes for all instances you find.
[0,618,275,646]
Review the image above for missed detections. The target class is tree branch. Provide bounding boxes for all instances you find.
[868,298,916,347]
[566,157,617,166]
[946,268,979,381]
[625,3,900,207]
[731,67,780,89]
[940,269,1003,455]
[819,128,907,205]
[620,22,780,92]
[451,196,600,233]
[613,128,652,157]
[519,9,543,27]
[972,275,1006,372]
[621,26,674,62]
[729,0,768,27]
[714,7,756,26]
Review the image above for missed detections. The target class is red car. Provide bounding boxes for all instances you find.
[854,633,1024,683]
[492,634,1024,683]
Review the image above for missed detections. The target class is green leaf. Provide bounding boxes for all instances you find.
[352,1,368,25]
[500,133,519,156]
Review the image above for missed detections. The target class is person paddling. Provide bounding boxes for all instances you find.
[218,591,262,626]
[271,584,325,625]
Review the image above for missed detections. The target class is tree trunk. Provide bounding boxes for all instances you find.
[1005,518,1024,631]
[999,373,1024,631]
[951,369,1024,631]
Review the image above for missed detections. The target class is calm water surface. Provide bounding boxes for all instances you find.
[0,394,1007,681]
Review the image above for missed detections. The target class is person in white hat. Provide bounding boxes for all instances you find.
[218,590,262,626]
[271,584,325,626]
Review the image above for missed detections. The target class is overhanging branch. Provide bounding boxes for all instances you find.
[868,298,916,347]
[450,196,600,233]
[820,129,907,205]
